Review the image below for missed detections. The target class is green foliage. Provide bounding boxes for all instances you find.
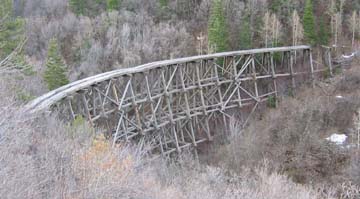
[43,39,69,91]
[239,17,252,50]
[13,54,36,76]
[208,0,229,53]
[68,115,94,138]
[267,95,277,108]
[159,0,168,8]
[0,0,12,19]
[334,67,342,75]
[0,18,25,60]
[273,52,282,63]
[72,115,85,127]
[323,66,342,79]
[269,0,285,13]
[303,0,317,46]
[107,0,121,11]
[287,88,294,97]
[16,89,35,102]
[0,1,32,75]
[318,16,330,46]
[69,0,86,15]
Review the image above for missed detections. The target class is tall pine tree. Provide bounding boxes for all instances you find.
[0,0,25,60]
[43,39,69,91]
[208,0,228,53]
[303,0,317,45]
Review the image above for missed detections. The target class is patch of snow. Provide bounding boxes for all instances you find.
[342,53,355,59]
[326,133,347,145]
[335,95,344,99]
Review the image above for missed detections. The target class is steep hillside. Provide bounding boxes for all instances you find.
[210,60,360,195]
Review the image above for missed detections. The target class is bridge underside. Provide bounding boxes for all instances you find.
[30,46,329,156]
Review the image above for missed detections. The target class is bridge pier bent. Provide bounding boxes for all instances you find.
[26,46,324,156]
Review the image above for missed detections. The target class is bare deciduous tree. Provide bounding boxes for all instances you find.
[262,12,282,47]
[349,11,359,48]
[292,10,304,47]
[263,12,271,48]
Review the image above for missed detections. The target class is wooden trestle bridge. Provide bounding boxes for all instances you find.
[26,45,330,156]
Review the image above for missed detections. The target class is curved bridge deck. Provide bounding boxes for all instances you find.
[26,46,325,155]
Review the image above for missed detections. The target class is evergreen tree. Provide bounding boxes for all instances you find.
[318,16,330,45]
[239,17,252,49]
[69,0,86,15]
[302,0,317,45]
[43,39,69,91]
[107,0,120,11]
[0,0,12,19]
[0,0,25,60]
[0,18,24,59]
[208,0,228,53]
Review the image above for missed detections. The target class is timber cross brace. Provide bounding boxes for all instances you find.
[26,45,329,156]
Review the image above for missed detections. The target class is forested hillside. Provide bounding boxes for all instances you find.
[1,0,360,94]
[1,0,360,198]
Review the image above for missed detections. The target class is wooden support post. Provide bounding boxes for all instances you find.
[112,79,119,103]
[67,97,75,120]
[113,111,124,147]
[102,80,112,107]
[289,51,296,91]
[309,49,315,87]
[129,81,144,136]
[179,66,192,119]
[92,87,97,117]
[327,49,333,77]
[172,125,181,153]
[162,128,169,150]
[188,120,197,146]
[251,55,259,99]
[232,56,242,108]
[96,88,106,118]
[118,78,132,111]
[158,135,165,156]
[80,92,94,127]
[179,121,185,143]
[270,52,278,107]
[122,118,129,142]
[145,74,159,129]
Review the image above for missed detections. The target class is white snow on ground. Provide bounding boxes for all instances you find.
[342,53,355,59]
[326,134,347,145]
[335,95,344,99]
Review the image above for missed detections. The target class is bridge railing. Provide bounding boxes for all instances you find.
[26,45,322,156]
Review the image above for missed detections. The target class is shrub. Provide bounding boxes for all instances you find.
[267,95,277,108]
